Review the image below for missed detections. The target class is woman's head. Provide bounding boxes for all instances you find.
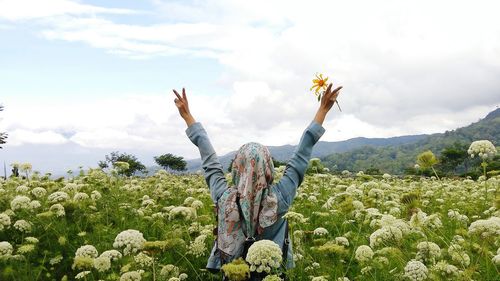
[217,142,279,256]
[231,142,274,188]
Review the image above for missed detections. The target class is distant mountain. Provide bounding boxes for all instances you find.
[187,108,500,174]
[322,108,500,174]
[186,133,428,172]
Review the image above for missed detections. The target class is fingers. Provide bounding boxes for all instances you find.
[332,86,343,94]
[182,88,187,100]
[325,83,332,95]
[173,89,182,100]
[322,83,335,101]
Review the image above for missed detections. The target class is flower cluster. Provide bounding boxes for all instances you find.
[415,241,441,264]
[13,219,32,233]
[113,229,146,255]
[0,241,13,256]
[31,187,47,198]
[468,216,500,239]
[403,260,428,281]
[467,140,497,160]
[93,256,111,272]
[246,240,283,273]
[100,249,122,261]
[10,195,31,211]
[187,234,208,257]
[0,213,11,231]
[48,191,70,203]
[430,260,459,278]
[168,206,196,220]
[75,245,98,258]
[355,245,374,263]
[369,226,403,248]
[313,227,329,236]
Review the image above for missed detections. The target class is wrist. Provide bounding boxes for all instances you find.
[313,109,328,125]
[184,114,196,127]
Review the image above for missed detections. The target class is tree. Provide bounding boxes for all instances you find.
[101,151,146,177]
[439,142,468,175]
[154,153,187,172]
[417,150,439,179]
[0,105,7,149]
[272,157,287,168]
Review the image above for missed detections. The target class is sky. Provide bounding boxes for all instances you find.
[0,0,499,174]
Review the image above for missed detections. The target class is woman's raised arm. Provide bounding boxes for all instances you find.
[274,84,342,212]
[173,88,228,202]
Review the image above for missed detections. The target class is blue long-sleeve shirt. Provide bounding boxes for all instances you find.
[186,121,325,270]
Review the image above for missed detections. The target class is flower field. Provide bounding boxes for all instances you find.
[0,168,499,281]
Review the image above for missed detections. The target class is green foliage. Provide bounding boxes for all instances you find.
[0,171,499,280]
[416,150,438,169]
[154,153,187,172]
[272,157,286,168]
[306,158,325,174]
[101,151,146,176]
[322,111,500,175]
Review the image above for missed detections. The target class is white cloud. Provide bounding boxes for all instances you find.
[7,129,68,145]
[1,0,500,162]
[0,0,135,21]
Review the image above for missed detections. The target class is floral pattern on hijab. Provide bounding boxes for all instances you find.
[216,142,278,257]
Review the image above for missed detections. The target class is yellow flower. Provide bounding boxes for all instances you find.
[310,73,329,94]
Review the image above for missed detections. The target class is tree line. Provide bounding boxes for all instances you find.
[97,152,188,177]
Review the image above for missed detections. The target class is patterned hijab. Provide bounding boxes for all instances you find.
[217,142,279,257]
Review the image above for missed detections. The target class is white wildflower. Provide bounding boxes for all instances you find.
[335,237,349,247]
[93,256,111,272]
[0,241,13,256]
[246,240,282,273]
[468,216,500,239]
[13,219,32,233]
[415,241,441,264]
[50,204,66,217]
[16,185,29,193]
[404,260,428,281]
[431,260,459,278]
[134,252,153,267]
[0,213,11,230]
[31,187,47,198]
[74,192,89,201]
[313,227,329,236]
[168,206,196,220]
[369,226,402,248]
[48,191,70,203]
[91,190,102,200]
[10,195,31,211]
[75,245,98,258]
[75,271,91,279]
[187,234,207,257]
[355,245,374,263]
[113,229,146,255]
[120,271,142,281]
[100,249,123,261]
[468,140,497,160]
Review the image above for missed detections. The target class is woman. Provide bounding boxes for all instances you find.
[173,84,342,278]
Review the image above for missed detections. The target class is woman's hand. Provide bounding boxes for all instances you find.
[313,83,342,125]
[173,88,196,127]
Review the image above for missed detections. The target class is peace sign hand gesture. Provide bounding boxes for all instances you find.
[173,88,196,127]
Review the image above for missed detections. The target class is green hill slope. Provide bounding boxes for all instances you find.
[322,108,500,175]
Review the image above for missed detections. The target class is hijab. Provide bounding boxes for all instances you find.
[216,142,279,257]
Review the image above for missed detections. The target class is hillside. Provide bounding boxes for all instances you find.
[322,108,500,174]
[186,108,499,174]
[186,134,427,172]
